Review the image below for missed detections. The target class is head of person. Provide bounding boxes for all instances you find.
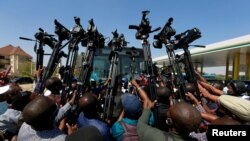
[185,83,196,95]
[71,78,78,91]
[167,102,202,136]
[121,93,142,120]
[90,79,97,88]
[79,92,98,116]
[212,81,224,91]
[11,91,34,111]
[4,83,22,104]
[227,81,246,96]
[66,126,103,141]
[45,77,62,94]
[121,77,128,89]
[156,86,171,104]
[22,96,58,131]
[0,77,9,86]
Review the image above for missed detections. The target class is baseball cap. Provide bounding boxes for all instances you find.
[0,85,10,95]
[229,81,246,95]
[218,95,250,121]
[121,93,142,115]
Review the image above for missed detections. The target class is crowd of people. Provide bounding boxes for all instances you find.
[0,67,250,141]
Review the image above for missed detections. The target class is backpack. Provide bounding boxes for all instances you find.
[119,121,140,141]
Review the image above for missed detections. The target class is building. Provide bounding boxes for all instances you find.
[0,44,33,76]
[153,34,250,80]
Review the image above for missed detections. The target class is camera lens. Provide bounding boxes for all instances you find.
[153,40,162,49]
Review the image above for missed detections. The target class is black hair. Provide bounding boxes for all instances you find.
[229,81,246,95]
[11,91,31,111]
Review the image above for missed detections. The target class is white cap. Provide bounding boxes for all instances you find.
[44,90,52,96]
[0,85,10,95]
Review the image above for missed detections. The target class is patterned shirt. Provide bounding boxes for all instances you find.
[0,108,21,133]
[190,132,207,141]
[17,122,66,141]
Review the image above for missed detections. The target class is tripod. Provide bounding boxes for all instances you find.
[76,19,103,96]
[102,30,124,121]
[61,17,86,103]
[129,10,161,127]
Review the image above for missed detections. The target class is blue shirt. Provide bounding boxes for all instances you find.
[77,112,111,141]
[111,113,154,141]
[111,118,137,141]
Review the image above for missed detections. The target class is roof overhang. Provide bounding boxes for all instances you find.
[153,34,250,68]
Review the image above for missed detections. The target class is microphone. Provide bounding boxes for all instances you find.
[19,37,35,41]
[190,45,206,48]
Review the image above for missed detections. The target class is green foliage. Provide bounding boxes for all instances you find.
[18,59,33,77]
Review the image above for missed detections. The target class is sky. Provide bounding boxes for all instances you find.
[1,0,250,74]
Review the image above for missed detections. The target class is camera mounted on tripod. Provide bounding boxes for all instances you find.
[34,28,56,48]
[161,66,172,79]
[129,10,161,40]
[153,17,176,49]
[108,29,127,52]
[174,28,201,50]
[54,19,71,42]
[71,17,86,39]
[126,47,140,58]
[82,18,105,49]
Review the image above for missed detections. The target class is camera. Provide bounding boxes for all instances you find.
[82,19,105,49]
[174,28,201,49]
[71,17,86,38]
[34,28,56,48]
[108,30,125,52]
[54,19,71,42]
[129,10,160,40]
[153,17,176,49]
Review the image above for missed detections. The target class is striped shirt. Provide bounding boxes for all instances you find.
[17,122,66,141]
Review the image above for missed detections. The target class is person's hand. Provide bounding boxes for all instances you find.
[68,90,77,105]
[185,92,199,104]
[36,66,44,80]
[0,71,4,78]
[195,70,201,76]
[66,123,78,135]
[198,83,210,98]
[144,100,155,109]
[130,79,139,87]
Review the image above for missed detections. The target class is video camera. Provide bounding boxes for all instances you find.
[126,47,140,58]
[71,17,86,37]
[108,30,127,52]
[153,17,176,49]
[54,19,71,42]
[174,28,201,49]
[34,28,56,48]
[82,18,105,48]
[129,10,160,40]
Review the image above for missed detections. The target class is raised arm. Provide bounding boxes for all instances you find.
[199,81,224,96]
[130,79,153,108]
[198,83,220,103]
[195,71,207,83]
